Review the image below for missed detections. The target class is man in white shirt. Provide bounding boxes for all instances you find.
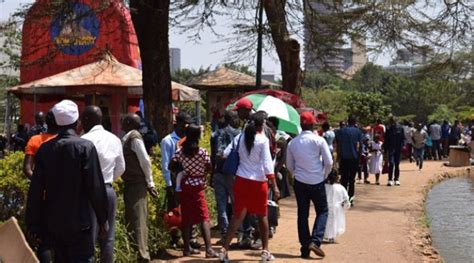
[121,113,157,262]
[287,112,333,259]
[81,106,125,263]
[429,120,442,160]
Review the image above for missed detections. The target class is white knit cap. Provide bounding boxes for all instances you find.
[52,99,79,126]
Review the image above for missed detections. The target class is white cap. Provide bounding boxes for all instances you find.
[52,99,79,126]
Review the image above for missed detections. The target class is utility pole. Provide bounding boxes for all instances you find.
[256,0,264,89]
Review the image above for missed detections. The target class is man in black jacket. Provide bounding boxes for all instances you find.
[384,116,406,186]
[26,100,108,262]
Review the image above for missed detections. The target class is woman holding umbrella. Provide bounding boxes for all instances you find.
[220,112,280,262]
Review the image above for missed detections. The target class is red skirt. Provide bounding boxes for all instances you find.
[233,176,268,217]
[179,184,209,226]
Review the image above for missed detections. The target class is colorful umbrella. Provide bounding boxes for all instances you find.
[227,94,301,134]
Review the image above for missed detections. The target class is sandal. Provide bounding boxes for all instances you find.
[261,250,275,261]
[219,248,229,262]
[206,249,219,258]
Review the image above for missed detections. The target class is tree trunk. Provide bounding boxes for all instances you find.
[263,0,303,95]
[130,0,172,140]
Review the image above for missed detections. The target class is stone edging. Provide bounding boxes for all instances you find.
[412,167,472,262]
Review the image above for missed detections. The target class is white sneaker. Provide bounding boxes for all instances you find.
[387,180,394,186]
[395,180,401,186]
[262,250,275,261]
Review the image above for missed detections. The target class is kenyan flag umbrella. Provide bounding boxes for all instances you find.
[227,94,301,134]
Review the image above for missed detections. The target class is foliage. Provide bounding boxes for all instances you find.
[428,104,457,124]
[302,86,348,126]
[345,92,392,126]
[0,151,28,222]
[303,71,344,90]
[0,126,216,262]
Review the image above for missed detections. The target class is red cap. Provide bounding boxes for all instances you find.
[232,98,253,110]
[300,111,316,125]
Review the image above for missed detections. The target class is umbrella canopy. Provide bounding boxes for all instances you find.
[226,89,306,109]
[128,81,200,102]
[227,94,301,134]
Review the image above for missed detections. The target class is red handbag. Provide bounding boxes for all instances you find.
[163,206,182,230]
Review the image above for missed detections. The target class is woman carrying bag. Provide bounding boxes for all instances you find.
[220,112,280,262]
[169,124,218,258]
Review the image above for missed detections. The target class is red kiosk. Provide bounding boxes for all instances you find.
[13,0,141,134]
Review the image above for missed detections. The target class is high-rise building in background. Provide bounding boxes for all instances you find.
[169,48,181,72]
[304,1,367,79]
[304,1,345,74]
[384,48,430,77]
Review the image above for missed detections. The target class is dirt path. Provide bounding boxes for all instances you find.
[158,161,468,262]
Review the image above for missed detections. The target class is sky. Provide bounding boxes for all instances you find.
[0,0,393,77]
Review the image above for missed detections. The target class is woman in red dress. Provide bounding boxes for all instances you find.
[220,112,280,261]
[170,124,218,258]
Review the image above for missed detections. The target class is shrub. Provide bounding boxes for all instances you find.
[0,151,28,223]
[0,125,217,262]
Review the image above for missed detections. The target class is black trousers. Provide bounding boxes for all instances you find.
[340,158,359,199]
[51,229,95,263]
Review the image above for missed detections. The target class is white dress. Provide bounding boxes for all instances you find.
[369,141,383,174]
[324,183,350,239]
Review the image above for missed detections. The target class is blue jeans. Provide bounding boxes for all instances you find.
[432,140,441,160]
[388,151,401,181]
[294,180,328,249]
[213,173,235,238]
[92,185,116,263]
[414,147,424,169]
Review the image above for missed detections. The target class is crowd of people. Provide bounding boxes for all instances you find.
[2,96,472,262]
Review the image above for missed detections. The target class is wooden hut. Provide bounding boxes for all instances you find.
[188,66,278,121]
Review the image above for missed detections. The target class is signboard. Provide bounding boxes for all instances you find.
[50,2,100,56]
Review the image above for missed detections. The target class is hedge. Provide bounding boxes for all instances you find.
[0,125,216,262]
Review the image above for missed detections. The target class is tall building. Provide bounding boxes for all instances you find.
[384,48,430,77]
[304,1,345,74]
[170,48,181,72]
[304,1,367,78]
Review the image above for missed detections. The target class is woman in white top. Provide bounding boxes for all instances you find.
[221,112,280,262]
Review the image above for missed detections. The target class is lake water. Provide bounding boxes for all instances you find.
[426,177,474,263]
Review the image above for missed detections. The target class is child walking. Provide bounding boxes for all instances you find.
[324,171,351,243]
[369,135,384,185]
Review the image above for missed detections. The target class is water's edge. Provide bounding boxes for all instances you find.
[417,168,472,262]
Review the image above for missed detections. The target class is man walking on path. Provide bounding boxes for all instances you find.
[26,100,109,262]
[122,113,158,262]
[412,123,428,170]
[429,120,442,160]
[82,106,125,263]
[287,112,333,259]
[335,115,362,203]
[441,120,450,157]
[385,116,405,186]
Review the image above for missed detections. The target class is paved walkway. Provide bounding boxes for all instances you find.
[160,161,467,262]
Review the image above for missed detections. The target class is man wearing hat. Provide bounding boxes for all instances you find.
[233,97,254,122]
[26,100,109,262]
[286,112,333,259]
